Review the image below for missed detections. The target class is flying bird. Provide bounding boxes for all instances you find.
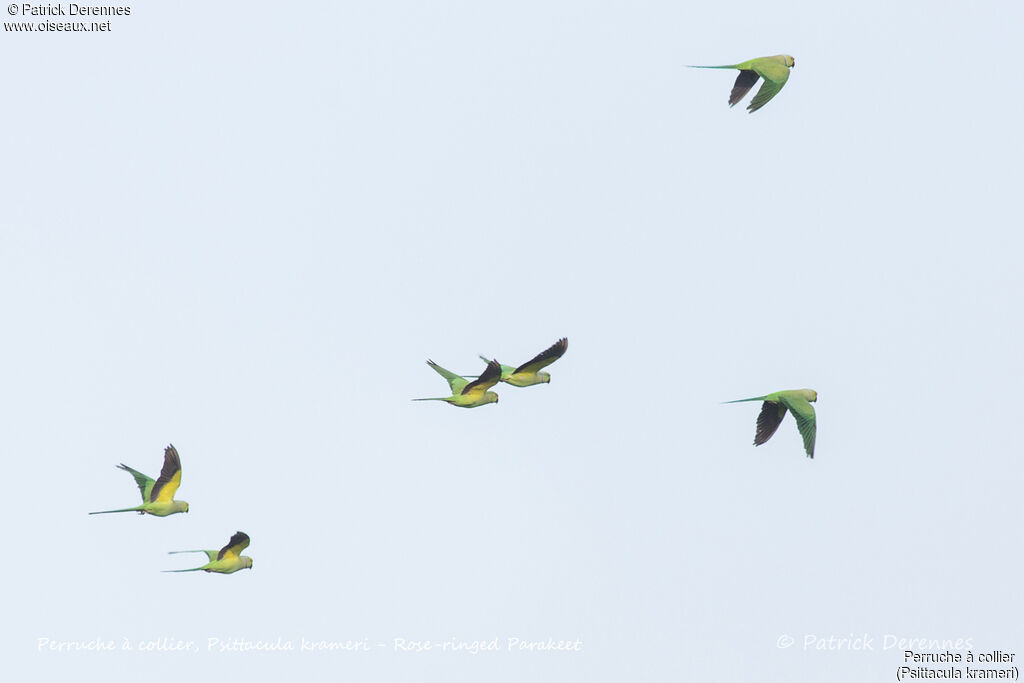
[164,531,253,574]
[414,359,502,407]
[724,389,817,457]
[479,337,568,387]
[689,55,795,112]
[90,444,190,516]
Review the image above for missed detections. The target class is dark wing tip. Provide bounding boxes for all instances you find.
[753,401,785,446]
[481,359,502,381]
[218,531,251,559]
[514,338,569,373]
[729,70,759,107]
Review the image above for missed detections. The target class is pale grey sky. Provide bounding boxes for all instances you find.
[2,1,1021,681]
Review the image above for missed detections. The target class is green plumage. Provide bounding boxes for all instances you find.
[724,388,818,457]
[89,445,189,517]
[414,359,502,408]
[479,338,568,387]
[689,55,795,112]
[164,532,253,574]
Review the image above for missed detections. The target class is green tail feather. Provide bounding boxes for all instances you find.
[721,396,767,404]
[687,64,738,69]
[411,397,446,401]
[89,506,142,514]
[161,568,204,572]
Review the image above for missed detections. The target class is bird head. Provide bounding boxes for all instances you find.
[244,557,254,570]
[540,372,552,384]
[805,389,818,402]
[784,55,795,68]
[179,501,190,513]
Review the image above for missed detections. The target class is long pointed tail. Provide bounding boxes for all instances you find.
[168,550,206,555]
[411,397,447,402]
[687,64,739,69]
[161,568,204,572]
[721,396,767,404]
[89,506,142,515]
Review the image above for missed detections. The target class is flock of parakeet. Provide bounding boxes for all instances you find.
[413,336,818,455]
[90,445,253,574]
[89,55,803,575]
[414,338,569,407]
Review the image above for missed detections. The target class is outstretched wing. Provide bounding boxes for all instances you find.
[117,464,155,503]
[513,338,568,375]
[729,70,760,107]
[150,445,183,503]
[426,360,467,394]
[462,360,501,398]
[754,401,787,446]
[779,395,816,458]
[747,65,789,112]
[218,531,251,561]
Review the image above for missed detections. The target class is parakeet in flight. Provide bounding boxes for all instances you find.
[724,389,817,457]
[689,55,795,112]
[479,337,568,387]
[89,444,190,516]
[414,359,502,407]
[164,531,253,573]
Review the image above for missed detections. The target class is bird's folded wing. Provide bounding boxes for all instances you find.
[513,338,568,374]
[779,395,816,457]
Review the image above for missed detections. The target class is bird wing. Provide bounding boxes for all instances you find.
[426,360,467,394]
[150,445,183,503]
[746,65,789,112]
[513,338,568,374]
[461,360,501,398]
[117,464,155,503]
[218,531,251,561]
[754,401,787,445]
[729,70,760,107]
[779,395,816,458]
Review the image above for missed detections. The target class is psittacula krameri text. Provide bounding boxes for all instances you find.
[414,359,502,407]
[690,55,795,112]
[479,337,568,387]
[90,444,189,516]
[164,531,253,573]
[724,389,817,457]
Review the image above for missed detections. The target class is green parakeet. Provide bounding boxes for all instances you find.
[164,531,253,574]
[690,55,795,112]
[479,337,568,387]
[89,444,190,516]
[414,359,501,407]
[725,389,817,457]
